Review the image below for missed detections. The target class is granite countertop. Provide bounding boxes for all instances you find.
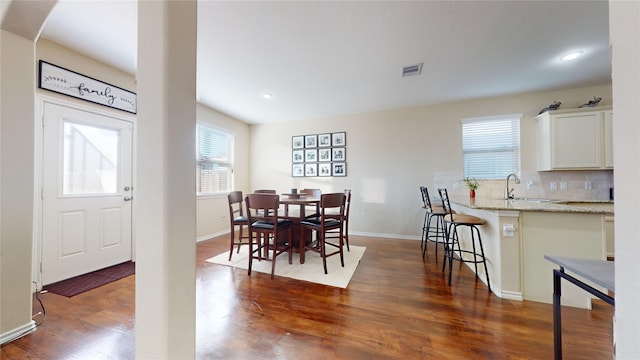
[449,197,614,215]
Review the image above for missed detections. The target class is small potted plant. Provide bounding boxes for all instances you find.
[463,177,479,199]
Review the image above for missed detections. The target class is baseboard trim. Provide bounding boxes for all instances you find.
[200,230,422,243]
[197,230,229,243]
[1,320,36,345]
[350,231,421,241]
[497,290,524,301]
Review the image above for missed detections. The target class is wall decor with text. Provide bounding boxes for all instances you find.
[38,60,137,114]
[291,131,346,177]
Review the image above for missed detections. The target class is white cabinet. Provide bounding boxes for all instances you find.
[536,106,613,171]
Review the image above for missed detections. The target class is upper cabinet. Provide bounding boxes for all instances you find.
[536,106,613,171]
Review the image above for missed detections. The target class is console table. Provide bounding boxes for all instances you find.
[544,255,615,360]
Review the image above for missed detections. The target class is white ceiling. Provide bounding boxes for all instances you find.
[39,1,611,124]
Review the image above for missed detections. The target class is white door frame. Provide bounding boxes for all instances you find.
[33,95,136,288]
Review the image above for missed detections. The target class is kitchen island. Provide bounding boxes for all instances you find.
[446,197,613,309]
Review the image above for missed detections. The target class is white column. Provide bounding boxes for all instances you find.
[0,28,36,341]
[136,1,197,358]
[610,1,640,358]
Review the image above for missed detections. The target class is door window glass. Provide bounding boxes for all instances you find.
[63,121,118,195]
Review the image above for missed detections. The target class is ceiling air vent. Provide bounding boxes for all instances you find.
[402,63,423,77]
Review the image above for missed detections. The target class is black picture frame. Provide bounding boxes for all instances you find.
[305,163,318,177]
[304,134,318,148]
[332,132,346,147]
[318,163,332,176]
[292,135,304,149]
[332,162,346,176]
[38,60,137,114]
[318,133,332,147]
[304,149,318,162]
[332,147,346,162]
[318,148,331,162]
[292,150,304,163]
[292,164,304,177]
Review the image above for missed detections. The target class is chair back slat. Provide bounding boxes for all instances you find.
[254,189,276,194]
[245,193,280,222]
[228,191,244,217]
[437,188,453,215]
[421,186,435,210]
[320,193,346,221]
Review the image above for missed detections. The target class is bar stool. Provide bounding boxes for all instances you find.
[420,186,447,259]
[437,188,491,292]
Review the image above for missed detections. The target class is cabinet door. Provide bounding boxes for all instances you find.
[604,111,613,168]
[552,112,602,168]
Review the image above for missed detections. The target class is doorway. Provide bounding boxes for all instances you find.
[40,101,134,285]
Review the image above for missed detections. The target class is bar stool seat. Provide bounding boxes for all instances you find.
[438,188,491,292]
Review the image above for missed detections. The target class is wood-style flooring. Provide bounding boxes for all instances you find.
[1,235,613,359]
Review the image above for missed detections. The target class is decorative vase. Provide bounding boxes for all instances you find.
[469,189,476,199]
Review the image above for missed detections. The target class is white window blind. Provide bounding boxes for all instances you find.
[196,123,234,195]
[462,114,521,179]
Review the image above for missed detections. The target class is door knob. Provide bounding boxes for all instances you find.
[124,196,133,201]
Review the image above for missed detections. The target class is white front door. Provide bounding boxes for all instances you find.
[42,102,133,285]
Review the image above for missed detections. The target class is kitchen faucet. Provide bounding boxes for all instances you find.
[505,173,521,199]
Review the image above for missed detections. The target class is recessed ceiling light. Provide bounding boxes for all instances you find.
[560,51,584,61]
[262,93,273,100]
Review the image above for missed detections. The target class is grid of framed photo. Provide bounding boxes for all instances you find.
[292,132,346,177]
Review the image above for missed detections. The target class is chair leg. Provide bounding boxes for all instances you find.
[339,230,345,268]
[442,222,453,273]
[421,210,429,251]
[270,235,277,279]
[229,225,236,261]
[320,234,328,274]
[447,225,459,286]
[288,227,293,265]
[237,224,245,253]
[248,233,254,276]
[474,226,491,292]
[344,225,350,252]
[300,225,306,264]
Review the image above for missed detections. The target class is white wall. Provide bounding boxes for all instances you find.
[250,84,612,239]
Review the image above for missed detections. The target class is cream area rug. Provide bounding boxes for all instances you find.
[206,245,366,288]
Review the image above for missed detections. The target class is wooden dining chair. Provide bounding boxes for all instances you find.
[300,188,321,217]
[227,191,249,260]
[245,193,293,279]
[254,189,276,194]
[300,192,346,274]
[324,189,351,251]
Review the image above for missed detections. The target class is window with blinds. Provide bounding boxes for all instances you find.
[196,123,233,195]
[462,114,521,179]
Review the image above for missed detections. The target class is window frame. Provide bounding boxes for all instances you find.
[196,122,234,196]
[461,113,522,180]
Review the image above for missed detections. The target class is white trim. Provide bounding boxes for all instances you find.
[461,113,523,124]
[0,320,36,345]
[197,230,230,242]
[496,290,524,301]
[350,231,421,241]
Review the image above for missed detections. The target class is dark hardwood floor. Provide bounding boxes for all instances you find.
[2,235,613,359]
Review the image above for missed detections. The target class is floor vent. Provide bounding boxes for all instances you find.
[402,63,423,77]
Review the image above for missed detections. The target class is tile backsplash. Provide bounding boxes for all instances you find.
[434,170,614,201]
